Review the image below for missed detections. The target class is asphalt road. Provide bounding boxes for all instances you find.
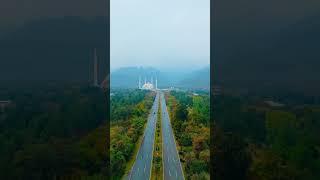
[127,91,159,180]
[160,92,185,180]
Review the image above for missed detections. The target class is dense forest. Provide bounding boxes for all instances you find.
[212,94,320,180]
[166,91,210,179]
[110,89,155,179]
[0,85,108,179]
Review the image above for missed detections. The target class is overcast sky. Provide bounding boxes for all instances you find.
[110,0,210,71]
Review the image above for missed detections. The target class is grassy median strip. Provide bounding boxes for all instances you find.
[151,97,163,180]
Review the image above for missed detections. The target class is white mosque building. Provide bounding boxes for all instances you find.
[138,76,158,90]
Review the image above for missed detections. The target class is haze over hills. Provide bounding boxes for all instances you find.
[111,67,163,88]
[177,66,210,89]
[111,66,210,89]
[1,9,318,94]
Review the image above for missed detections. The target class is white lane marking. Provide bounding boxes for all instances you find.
[176,171,178,177]
[144,164,146,173]
[169,170,171,176]
[138,167,139,172]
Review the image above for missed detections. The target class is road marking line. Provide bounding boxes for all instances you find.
[169,170,171,176]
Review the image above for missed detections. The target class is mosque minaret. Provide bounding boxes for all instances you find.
[139,75,158,90]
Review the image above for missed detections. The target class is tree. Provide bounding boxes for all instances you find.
[193,136,207,158]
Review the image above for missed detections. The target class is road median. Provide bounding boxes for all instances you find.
[151,95,163,180]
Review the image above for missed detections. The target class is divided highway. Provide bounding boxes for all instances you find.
[160,92,185,180]
[127,91,184,180]
[127,92,159,180]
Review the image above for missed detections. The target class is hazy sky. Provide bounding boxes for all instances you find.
[110,0,210,71]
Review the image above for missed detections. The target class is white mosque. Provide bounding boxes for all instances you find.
[138,76,158,90]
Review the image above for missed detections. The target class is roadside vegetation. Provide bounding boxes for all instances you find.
[212,94,320,180]
[166,91,210,180]
[110,89,155,179]
[151,98,163,180]
[0,85,108,179]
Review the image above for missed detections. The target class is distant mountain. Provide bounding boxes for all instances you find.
[214,14,320,95]
[177,66,210,89]
[111,66,210,89]
[0,16,108,84]
[111,67,169,88]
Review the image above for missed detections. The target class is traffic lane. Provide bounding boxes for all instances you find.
[161,93,184,180]
[128,93,159,180]
[130,112,156,178]
[163,112,178,179]
[163,114,179,180]
[142,93,158,172]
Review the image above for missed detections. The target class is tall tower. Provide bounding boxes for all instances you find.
[151,76,153,85]
[144,77,147,84]
[156,77,158,89]
[93,48,98,86]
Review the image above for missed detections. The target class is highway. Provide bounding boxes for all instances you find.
[127,91,159,180]
[160,91,185,180]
